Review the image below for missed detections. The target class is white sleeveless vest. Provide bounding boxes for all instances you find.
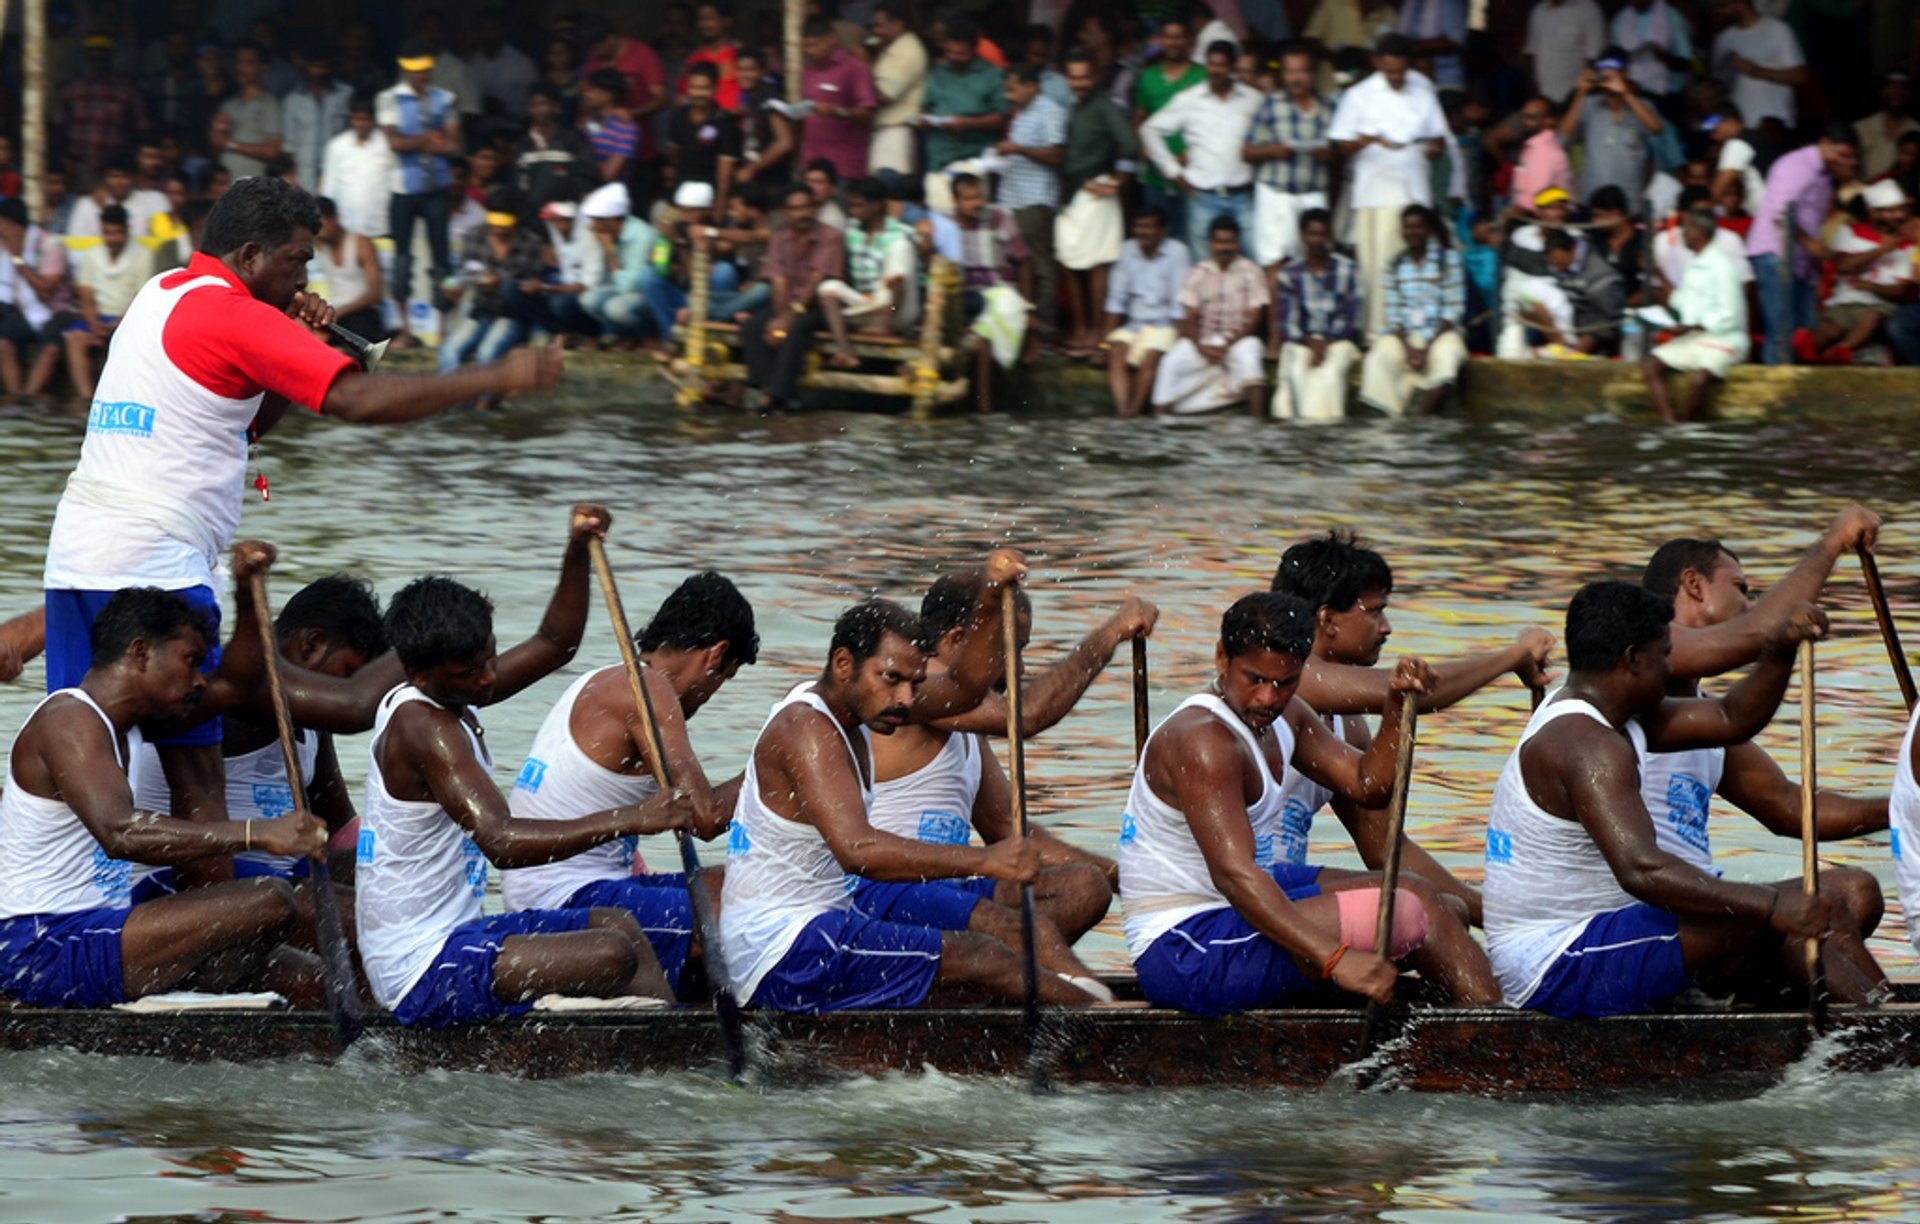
[1889,703,1920,954]
[1271,707,1365,865]
[719,683,872,1002]
[1483,697,1649,1006]
[44,267,265,591]
[1118,693,1297,959]
[0,689,144,918]
[869,731,984,843]
[1639,746,1727,877]
[310,236,371,309]
[129,732,321,879]
[355,685,494,1009]
[500,667,661,912]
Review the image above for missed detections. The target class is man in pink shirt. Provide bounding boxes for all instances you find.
[799,17,878,180]
[1509,96,1572,215]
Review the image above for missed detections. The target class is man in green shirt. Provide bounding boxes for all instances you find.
[918,15,1008,201]
[1060,48,1141,356]
[1133,16,1205,245]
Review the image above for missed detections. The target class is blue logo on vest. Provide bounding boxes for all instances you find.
[1253,832,1276,868]
[1486,829,1514,864]
[1118,811,1137,846]
[1895,829,1905,862]
[1279,798,1315,865]
[90,849,133,905]
[727,819,752,857]
[87,400,157,437]
[250,782,295,822]
[356,826,376,863]
[619,834,640,862]
[1664,776,1712,853]
[514,758,548,794]
[462,838,488,897]
[917,811,970,845]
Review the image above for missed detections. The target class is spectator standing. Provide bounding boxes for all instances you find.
[1271,207,1362,420]
[1142,41,1264,258]
[283,45,352,190]
[57,34,146,176]
[1746,125,1859,364]
[517,83,597,208]
[920,17,1010,204]
[734,49,797,187]
[1507,97,1574,212]
[995,64,1068,351]
[1643,208,1749,421]
[1523,0,1607,104]
[1705,111,1769,220]
[1328,36,1449,335]
[212,42,284,181]
[1151,214,1269,416]
[580,182,662,346]
[683,3,743,112]
[1359,204,1465,415]
[1020,24,1074,109]
[1559,53,1662,201]
[376,46,462,346]
[66,156,168,241]
[1057,46,1141,356]
[418,17,484,122]
[667,64,743,217]
[540,37,587,125]
[144,32,202,137]
[61,203,144,402]
[320,95,397,239]
[1610,0,1695,115]
[310,196,384,340]
[1856,73,1920,182]
[1395,0,1468,95]
[1710,0,1806,132]
[581,20,670,162]
[1132,15,1206,245]
[799,17,880,180]
[1245,43,1336,270]
[1101,207,1191,417]
[1303,0,1403,93]
[469,11,539,124]
[869,2,929,177]
[743,182,848,413]
[581,70,643,184]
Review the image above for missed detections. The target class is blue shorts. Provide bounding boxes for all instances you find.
[1524,904,1690,1019]
[0,907,131,1008]
[130,856,309,903]
[45,585,223,747]
[66,315,116,333]
[566,875,694,991]
[1133,863,1326,1016]
[749,909,943,1013]
[850,876,999,930]
[394,908,594,1029]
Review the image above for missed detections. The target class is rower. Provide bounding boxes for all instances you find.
[0,546,329,1009]
[357,507,691,1028]
[40,176,563,872]
[856,572,1153,997]
[500,572,759,993]
[1119,592,1501,1015]
[1483,581,1887,1018]
[1641,536,1887,959]
[1273,531,1556,923]
[720,552,1100,1012]
[0,607,44,683]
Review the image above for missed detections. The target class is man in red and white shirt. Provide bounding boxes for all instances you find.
[41,176,563,866]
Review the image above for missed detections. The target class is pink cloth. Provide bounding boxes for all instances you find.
[799,49,879,179]
[1510,129,1573,214]
[1335,886,1431,959]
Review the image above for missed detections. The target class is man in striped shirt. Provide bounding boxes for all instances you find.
[1245,45,1335,271]
[995,65,1068,353]
[580,70,641,185]
[375,46,460,349]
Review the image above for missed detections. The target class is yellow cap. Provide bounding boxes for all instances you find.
[397,54,435,72]
[1533,186,1571,208]
[485,210,519,228]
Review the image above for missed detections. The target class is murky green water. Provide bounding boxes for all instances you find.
[1,377,1918,1220]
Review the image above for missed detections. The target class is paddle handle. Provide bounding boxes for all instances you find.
[1372,690,1419,962]
[588,539,675,795]
[1002,586,1043,1075]
[1131,636,1149,763]
[1799,638,1823,1007]
[1860,547,1917,713]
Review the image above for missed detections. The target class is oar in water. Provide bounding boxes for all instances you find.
[1859,546,1917,713]
[1131,636,1149,762]
[1002,588,1046,1090]
[247,572,364,1049]
[1799,639,1826,1025]
[586,538,748,1082]
[1363,690,1419,1054]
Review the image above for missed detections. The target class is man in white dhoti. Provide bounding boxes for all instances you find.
[1358,204,1467,416]
[1642,208,1750,424]
[1272,209,1363,420]
[1151,214,1270,416]
[1245,45,1335,271]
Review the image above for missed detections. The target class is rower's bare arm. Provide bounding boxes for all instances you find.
[319,340,565,423]
[1670,504,1877,680]
[305,734,359,836]
[1291,660,1433,807]
[164,541,279,732]
[1646,605,1825,752]
[1717,741,1889,840]
[623,665,731,840]
[0,606,45,683]
[278,652,407,734]
[489,505,607,704]
[1299,628,1552,716]
[913,548,1025,722]
[1330,794,1483,926]
[938,596,1158,736]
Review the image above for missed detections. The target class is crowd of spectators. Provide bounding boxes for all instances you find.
[0,0,1916,418]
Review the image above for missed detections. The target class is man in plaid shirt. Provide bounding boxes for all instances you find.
[56,36,146,175]
[1151,215,1270,416]
[1272,209,1362,420]
[1360,205,1467,416]
[1245,46,1335,271]
[995,65,1068,350]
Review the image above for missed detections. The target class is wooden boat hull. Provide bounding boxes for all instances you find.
[5,1001,1915,1096]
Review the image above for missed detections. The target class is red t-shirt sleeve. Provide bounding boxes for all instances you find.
[162,283,357,410]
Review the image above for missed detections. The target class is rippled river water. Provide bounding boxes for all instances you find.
[1,378,1918,1220]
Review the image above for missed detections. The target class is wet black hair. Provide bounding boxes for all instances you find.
[829,599,922,669]
[384,576,494,671]
[278,574,388,659]
[1220,591,1316,661]
[1641,539,1739,603]
[638,572,760,668]
[91,587,213,667]
[1273,531,1394,612]
[919,572,1031,648]
[1565,580,1673,672]
[200,175,322,257]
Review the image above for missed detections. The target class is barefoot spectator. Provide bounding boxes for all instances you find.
[62,206,143,402]
[322,95,398,239]
[1643,208,1748,422]
[1272,208,1362,420]
[1057,46,1139,358]
[1152,215,1269,417]
[1360,204,1466,416]
[996,64,1068,352]
[1102,207,1190,418]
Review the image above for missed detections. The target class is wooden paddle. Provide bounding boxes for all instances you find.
[1131,636,1149,762]
[1363,690,1419,1053]
[1799,638,1826,1023]
[1002,587,1045,1089]
[1859,547,1917,713]
[247,572,363,1050]
[587,538,748,1082]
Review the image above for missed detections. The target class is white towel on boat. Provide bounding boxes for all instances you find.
[531,994,672,1011]
[114,991,287,1013]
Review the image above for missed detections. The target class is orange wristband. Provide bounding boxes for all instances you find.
[1320,942,1350,980]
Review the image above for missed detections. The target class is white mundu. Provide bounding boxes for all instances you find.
[870,731,984,844]
[1889,704,1920,953]
[356,685,495,1009]
[130,733,321,877]
[44,268,264,592]
[1118,693,1297,959]
[500,666,661,912]
[720,684,873,1002]
[0,689,144,919]
[1638,746,1727,878]
[1483,697,1649,1007]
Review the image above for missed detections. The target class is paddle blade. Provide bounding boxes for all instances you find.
[308,860,365,1048]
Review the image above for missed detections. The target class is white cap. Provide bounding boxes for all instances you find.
[1863,178,1909,210]
[581,182,631,219]
[673,181,716,209]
